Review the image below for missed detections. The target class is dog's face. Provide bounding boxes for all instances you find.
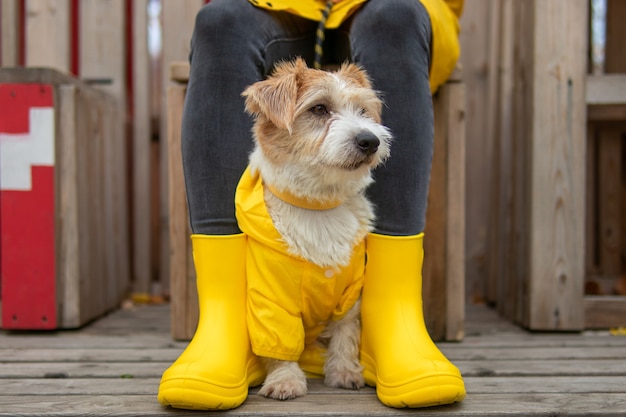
[242,58,391,186]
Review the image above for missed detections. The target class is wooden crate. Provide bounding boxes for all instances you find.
[166,62,466,342]
[0,68,130,329]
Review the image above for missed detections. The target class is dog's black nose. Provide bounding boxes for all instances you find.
[355,131,380,156]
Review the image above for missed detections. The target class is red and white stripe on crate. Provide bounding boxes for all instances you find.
[0,83,57,330]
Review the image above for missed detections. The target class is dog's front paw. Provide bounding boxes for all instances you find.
[259,360,307,400]
[259,377,308,400]
[324,367,365,390]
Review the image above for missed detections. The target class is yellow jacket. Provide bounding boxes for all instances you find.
[248,0,463,92]
[235,167,366,361]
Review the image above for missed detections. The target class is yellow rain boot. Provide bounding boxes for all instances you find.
[158,234,265,410]
[360,233,466,408]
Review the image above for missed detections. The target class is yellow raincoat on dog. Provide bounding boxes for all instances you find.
[235,167,366,361]
[248,0,463,92]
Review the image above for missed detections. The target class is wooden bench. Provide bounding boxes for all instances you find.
[166,62,466,342]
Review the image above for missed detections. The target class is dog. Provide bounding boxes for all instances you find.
[236,58,391,401]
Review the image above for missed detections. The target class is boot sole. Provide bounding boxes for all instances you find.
[363,368,466,408]
[158,368,265,410]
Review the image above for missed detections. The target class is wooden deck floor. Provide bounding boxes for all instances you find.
[1,303,625,416]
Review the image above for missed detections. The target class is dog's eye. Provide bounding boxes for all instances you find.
[310,104,329,115]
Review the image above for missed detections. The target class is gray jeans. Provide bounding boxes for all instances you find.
[182,0,433,236]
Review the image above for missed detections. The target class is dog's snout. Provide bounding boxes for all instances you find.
[355,131,380,156]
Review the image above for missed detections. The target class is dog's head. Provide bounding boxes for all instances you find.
[242,58,391,191]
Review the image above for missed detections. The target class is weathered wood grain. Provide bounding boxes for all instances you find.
[0,392,625,417]
[3,376,626,397]
[2,303,626,416]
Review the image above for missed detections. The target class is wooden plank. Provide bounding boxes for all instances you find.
[55,84,81,327]
[3,376,626,397]
[490,0,518,322]
[588,104,626,122]
[169,61,190,83]
[586,75,626,105]
[0,334,186,349]
[3,357,626,380]
[584,295,626,328]
[78,0,126,114]
[159,0,205,305]
[423,69,467,342]
[605,0,626,73]
[444,80,466,341]
[0,0,20,66]
[524,0,587,330]
[423,87,451,342]
[458,0,492,306]
[132,0,154,302]
[24,0,70,71]
[4,344,626,363]
[78,0,129,311]
[597,127,623,276]
[586,123,599,278]
[508,0,533,326]
[166,81,196,340]
[1,393,626,416]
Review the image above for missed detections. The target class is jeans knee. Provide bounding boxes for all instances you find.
[352,0,430,44]
[193,0,257,42]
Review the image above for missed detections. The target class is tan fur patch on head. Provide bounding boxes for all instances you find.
[336,61,373,90]
[242,59,310,133]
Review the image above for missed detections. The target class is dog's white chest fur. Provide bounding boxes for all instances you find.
[263,187,373,268]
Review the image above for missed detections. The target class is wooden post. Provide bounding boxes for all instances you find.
[516,0,587,330]
[423,72,466,342]
[167,74,198,340]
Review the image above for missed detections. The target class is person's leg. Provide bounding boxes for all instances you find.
[182,0,316,235]
[159,1,317,410]
[343,0,466,408]
[346,0,433,235]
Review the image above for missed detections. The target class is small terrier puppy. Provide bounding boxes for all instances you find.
[237,58,391,401]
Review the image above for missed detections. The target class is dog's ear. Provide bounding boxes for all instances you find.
[242,64,300,133]
[336,62,373,89]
